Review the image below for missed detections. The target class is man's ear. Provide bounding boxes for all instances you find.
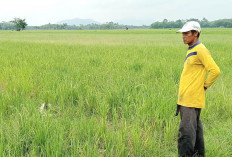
[194,31,199,37]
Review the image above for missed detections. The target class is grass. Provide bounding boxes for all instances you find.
[0,28,231,156]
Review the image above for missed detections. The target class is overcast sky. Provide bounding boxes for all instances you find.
[0,0,231,26]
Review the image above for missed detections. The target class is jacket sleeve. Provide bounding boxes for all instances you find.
[198,48,221,89]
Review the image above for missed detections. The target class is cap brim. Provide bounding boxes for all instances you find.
[176,28,191,33]
[177,28,201,33]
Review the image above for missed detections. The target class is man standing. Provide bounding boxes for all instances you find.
[176,21,221,157]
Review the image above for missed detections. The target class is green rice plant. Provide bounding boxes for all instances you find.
[0,28,231,156]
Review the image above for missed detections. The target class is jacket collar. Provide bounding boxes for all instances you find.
[188,41,201,50]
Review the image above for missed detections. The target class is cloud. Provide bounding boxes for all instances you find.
[1,0,62,12]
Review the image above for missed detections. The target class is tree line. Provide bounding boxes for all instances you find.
[26,22,148,30]
[151,18,232,28]
[1,18,232,30]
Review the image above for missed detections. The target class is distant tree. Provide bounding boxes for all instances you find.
[163,19,168,23]
[0,21,15,30]
[11,18,28,31]
[212,19,232,28]
[35,26,40,30]
[200,18,209,27]
[162,19,168,28]
[62,23,68,29]
[201,17,208,23]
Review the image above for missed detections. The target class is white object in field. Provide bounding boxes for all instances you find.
[40,103,52,112]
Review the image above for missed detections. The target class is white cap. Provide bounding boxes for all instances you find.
[177,21,201,33]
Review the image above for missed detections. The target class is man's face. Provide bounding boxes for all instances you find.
[182,31,198,45]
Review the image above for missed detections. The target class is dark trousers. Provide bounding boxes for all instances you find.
[177,105,205,157]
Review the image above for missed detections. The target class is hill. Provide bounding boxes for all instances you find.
[56,18,100,26]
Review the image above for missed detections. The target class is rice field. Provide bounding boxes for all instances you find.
[0,29,231,156]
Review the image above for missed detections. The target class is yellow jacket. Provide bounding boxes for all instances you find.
[178,41,221,108]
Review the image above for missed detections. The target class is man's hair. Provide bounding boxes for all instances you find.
[191,30,200,38]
